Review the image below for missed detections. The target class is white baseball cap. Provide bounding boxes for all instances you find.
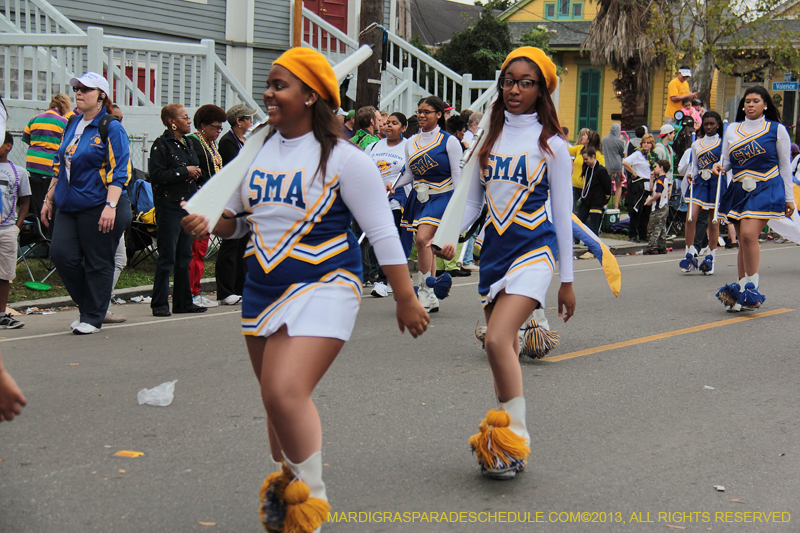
[658,124,676,137]
[679,68,692,78]
[70,72,110,97]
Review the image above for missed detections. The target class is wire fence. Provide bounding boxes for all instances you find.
[6,130,150,173]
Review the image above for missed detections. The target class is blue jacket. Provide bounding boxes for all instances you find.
[53,109,131,212]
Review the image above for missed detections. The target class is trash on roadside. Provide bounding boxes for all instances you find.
[41,311,54,315]
[730,499,745,504]
[703,385,715,390]
[137,379,177,406]
[114,450,144,458]
[714,485,725,492]
[130,296,152,304]
[25,307,39,314]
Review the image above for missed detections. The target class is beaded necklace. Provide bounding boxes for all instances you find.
[1,161,19,226]
[194,130,222,173]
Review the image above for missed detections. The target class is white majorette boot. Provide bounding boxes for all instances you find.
[469,396,531,480]
[279,451,329,533]
[699,249,716,275]
[417,272,439,313]
[680,245,698,273]
[738,273,765,310]
[519,309,560,359]
[719,276,748,312]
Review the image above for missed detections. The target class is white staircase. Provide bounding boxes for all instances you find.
[302,7,498,114]
[0,0,265,120]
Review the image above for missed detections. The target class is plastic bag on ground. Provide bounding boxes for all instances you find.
[137,379,178,406]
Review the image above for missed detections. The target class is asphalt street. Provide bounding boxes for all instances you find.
[1,242,798,533]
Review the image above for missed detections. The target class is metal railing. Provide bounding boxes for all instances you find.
[302,7,497,114]
[0,28,265,117]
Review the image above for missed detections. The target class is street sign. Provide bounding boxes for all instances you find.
[772,81,798,91]
[784,72,792,82]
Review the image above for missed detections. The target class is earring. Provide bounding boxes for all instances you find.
[765,106,768,110]
[97,101,102,110]
[306,101,311,106]
[172,123,177,131]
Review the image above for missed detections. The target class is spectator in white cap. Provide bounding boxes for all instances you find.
[655,124,676,184]
[42,72,133,334]
[665,66,698,125]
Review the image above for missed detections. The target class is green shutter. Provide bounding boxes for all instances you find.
[578,68,601,132]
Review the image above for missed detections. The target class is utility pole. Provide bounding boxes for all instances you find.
[293,0,302,47]
[356,0,383,109]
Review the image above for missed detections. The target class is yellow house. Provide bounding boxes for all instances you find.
[496,0,800,139]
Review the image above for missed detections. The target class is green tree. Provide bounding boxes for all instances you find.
[474,0,514,9]
[650,0,800,107]
[434,7,513,80]
[519,24,565,77]
[582,0,662,130]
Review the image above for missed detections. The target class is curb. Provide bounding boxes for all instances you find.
[11,277,220,311]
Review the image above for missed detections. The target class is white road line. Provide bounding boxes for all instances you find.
[0,310,241,343]
[449,246,798,287]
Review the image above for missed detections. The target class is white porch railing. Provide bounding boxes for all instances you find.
[0,27,265,118]
[0,0,83,35]
[302,7,497,114]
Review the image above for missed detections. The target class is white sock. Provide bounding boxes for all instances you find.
[709,248,716,259]
[687,245,697,256]
[738,276,748,287]
[283,451,327,501]
[748,273,759,288]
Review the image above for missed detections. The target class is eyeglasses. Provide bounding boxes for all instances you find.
[207,124,223,131]
[73,86,98,94]
[499,78,540,91]
[416,109,436,116]
[175,115,191,121]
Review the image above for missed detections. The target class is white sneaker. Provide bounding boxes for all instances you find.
[70,318,80,330]
[371,281,389,298]
[73,322,100,335]
[220,295,242,305]
[462,263,480,272]
[193,295,220,308]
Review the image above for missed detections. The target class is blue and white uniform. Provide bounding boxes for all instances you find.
[718,117,793,221]
[458,112,574,307]
[395,126,462,232]
[366,138,408,210]
[224,131,407,341]
[688,133,725,209]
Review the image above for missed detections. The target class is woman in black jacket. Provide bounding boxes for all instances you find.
[148,103,207,316]
[186,104,227,308]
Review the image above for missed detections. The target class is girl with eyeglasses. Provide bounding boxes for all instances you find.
[186,104,228,307]
[438,47,576,480]
[713,86,795,311]
[392,96,462,313]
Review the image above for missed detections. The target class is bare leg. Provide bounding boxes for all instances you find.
[415,224,437,277]
[707,210,720,250]
[483,293,540,402]
[246,329,344,463]
[613,177,622,210]
[733,222,745,278]
[684,203,701,249]
[738,218,768,276]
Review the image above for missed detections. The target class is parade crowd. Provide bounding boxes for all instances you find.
[0,47,796,533]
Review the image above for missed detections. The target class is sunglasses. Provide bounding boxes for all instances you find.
[73,86,98,94]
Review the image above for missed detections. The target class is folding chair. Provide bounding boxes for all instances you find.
[125,219,158,268]
[203,234,221,260]
[17,214,57,290]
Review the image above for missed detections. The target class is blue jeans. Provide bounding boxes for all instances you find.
[51,196,132,328]
[152,202,193,311]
